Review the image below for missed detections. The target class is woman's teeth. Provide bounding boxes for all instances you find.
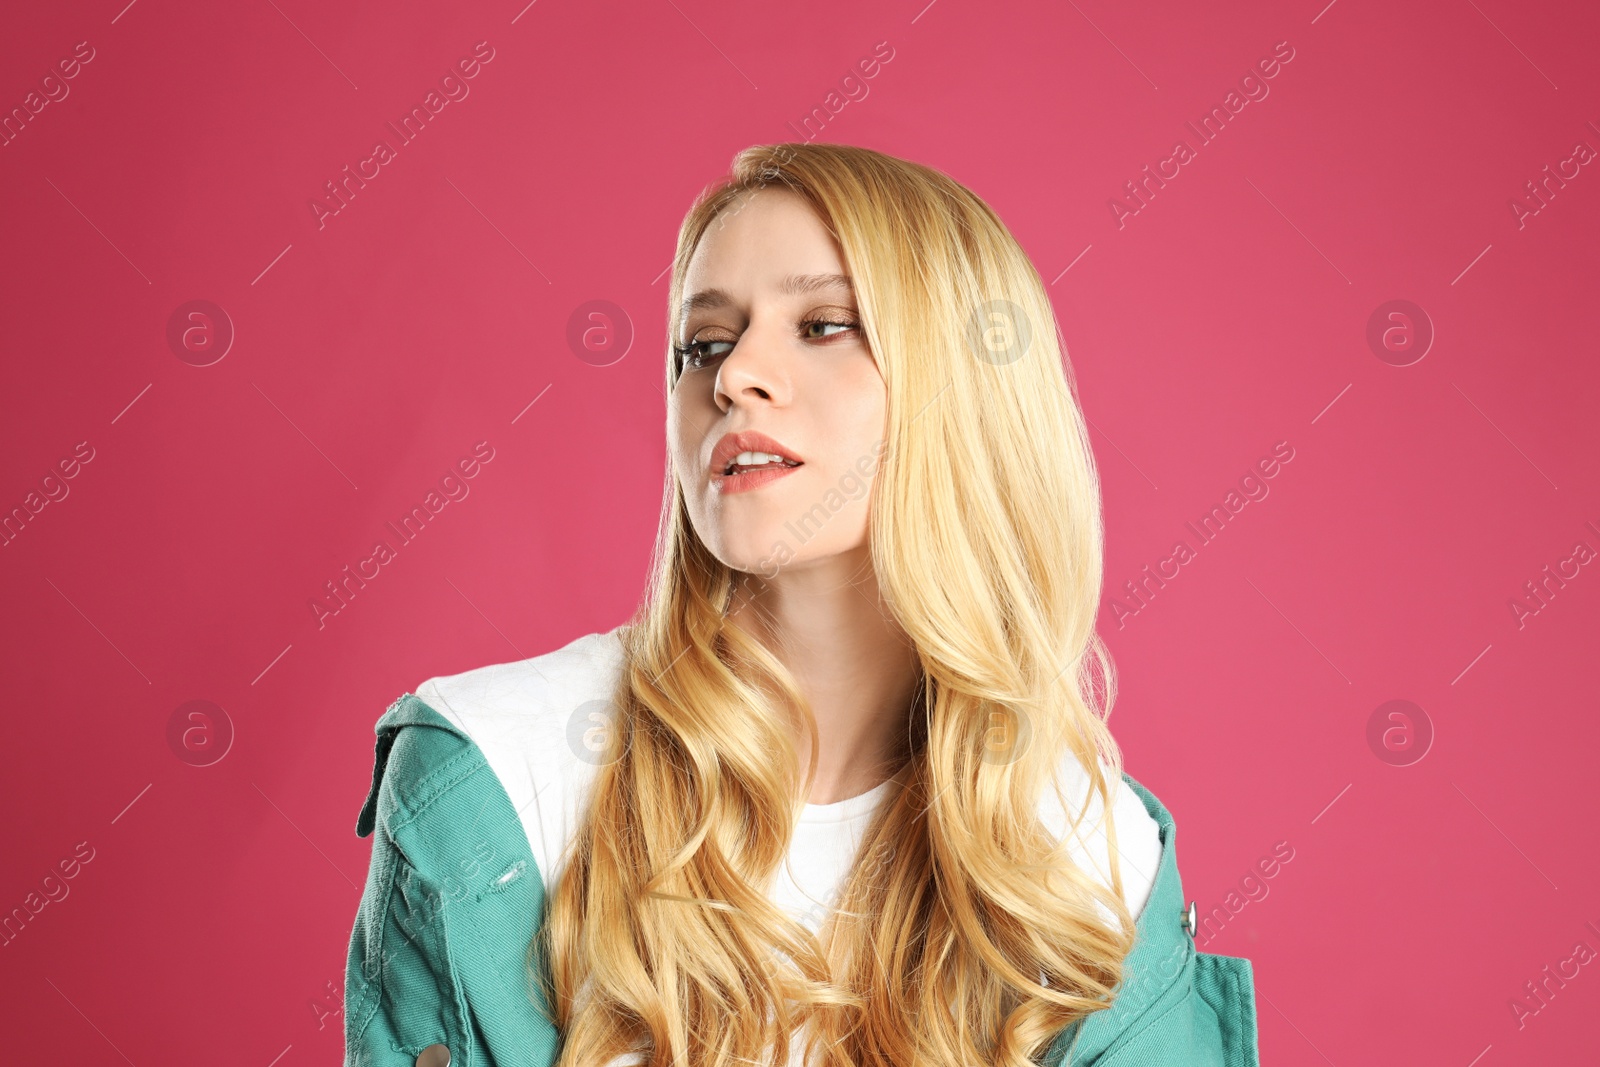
[726,451,797,474]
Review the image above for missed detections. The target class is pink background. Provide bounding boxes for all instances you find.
[2,0,1597,1062]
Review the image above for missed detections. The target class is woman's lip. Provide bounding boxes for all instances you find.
[711,463,803,495]
[709,431,803,477]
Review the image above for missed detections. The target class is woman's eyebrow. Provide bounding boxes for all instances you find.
[680,273,854,317]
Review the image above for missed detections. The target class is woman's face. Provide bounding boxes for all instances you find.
[668,187,887,581]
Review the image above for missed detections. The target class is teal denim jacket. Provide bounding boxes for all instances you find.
[344,694,1260,1066]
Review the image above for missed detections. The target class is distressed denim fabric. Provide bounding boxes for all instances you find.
[344,694,1259,1067]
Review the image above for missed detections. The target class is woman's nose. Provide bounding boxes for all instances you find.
[716,324,784,405]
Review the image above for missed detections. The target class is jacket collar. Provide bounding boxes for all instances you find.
[356,692,463,838]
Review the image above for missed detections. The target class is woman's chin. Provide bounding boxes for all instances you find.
[710,532,792,579]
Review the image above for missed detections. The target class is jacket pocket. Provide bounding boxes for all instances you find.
[1190,951,1258,1067]
[1086,950,1259,1067]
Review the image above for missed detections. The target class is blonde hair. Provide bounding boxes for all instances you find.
[535,142,1134,1067]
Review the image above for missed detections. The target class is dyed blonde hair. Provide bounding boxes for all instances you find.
[535,143,1134,1067]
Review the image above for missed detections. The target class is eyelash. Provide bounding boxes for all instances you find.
[673,316,861,373]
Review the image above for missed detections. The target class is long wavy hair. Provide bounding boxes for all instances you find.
[533,142,1135,1067]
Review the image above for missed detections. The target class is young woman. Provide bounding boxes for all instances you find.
[343,143,1260,1067]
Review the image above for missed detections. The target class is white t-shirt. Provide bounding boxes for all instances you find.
[414,627,1162,1061]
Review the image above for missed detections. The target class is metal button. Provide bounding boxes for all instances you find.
[1180,899,1197,937]
[416,1045,451,1067]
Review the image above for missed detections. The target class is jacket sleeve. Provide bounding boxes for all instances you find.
[343,722,476,1065]
[342,696,565,1067]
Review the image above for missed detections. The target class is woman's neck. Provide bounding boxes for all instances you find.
[726,548,922,806]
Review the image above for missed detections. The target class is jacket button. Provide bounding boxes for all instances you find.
[1180,900,1197,937]
[416,1045,451,1067]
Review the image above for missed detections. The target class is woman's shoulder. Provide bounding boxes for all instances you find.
[1038,748,1165,922]
[377,625,628,882]
[1045,772,1263,1066]
[411,625,627,739]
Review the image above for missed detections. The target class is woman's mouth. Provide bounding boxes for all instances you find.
[712,455,803,495]
[708,432,804,494]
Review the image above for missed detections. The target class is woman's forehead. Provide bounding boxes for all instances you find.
[686,193,845,297]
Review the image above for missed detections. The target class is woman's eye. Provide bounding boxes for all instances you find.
[675,317,861,372]
[802,319,858,340]
[676,339,734,370]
